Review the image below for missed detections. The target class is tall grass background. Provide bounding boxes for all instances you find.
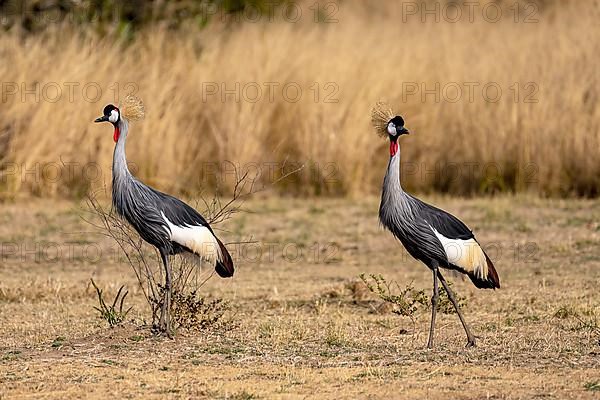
[0,0,598,199]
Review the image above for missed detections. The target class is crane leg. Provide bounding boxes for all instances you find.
[427,266,439,349]
[158,249,173,338]
[436,270,476,347]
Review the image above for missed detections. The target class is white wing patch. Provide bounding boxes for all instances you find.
[161,212,222,265]
[428,225,488,279]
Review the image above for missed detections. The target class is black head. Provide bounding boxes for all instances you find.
[94,104,120,124]
[386,115,409,141]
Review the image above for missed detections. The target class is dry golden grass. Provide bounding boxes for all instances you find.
[0,196,599,398]
[0,1,598,199]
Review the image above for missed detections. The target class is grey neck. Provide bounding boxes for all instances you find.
[382,150,404,198]
[112,118,131,185]
[379,144,416,225]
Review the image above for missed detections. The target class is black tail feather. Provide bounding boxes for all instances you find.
[215,238,234,278]
[468,252,500,289]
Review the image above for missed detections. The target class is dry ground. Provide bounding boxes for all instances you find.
[0,196,599,399]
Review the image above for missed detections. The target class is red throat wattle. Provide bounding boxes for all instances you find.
[389,141,398,157]
[113,126,120,143]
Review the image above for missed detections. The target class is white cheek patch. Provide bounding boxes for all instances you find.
[109,109,119,123]
[387,123,397,136]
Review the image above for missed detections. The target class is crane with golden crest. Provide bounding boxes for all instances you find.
[94,96,234,335]
[372,102,500,348]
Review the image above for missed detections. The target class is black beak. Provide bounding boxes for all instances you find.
[94,115,109,123]
[399,127,410,135]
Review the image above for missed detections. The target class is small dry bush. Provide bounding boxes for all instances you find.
[171,291,232,332]
[360,273,428,318]
[359,273,466,318]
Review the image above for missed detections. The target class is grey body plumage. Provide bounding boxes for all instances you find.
[379,152,497,288]
[375,109,499,348]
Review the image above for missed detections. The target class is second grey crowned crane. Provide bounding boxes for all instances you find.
[372,103,499,348]
[94,96,234,335]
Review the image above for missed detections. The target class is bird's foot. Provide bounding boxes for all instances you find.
[465,339,476,348]
[154,321,173,338]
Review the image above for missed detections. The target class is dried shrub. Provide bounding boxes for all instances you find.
[359,273,428,319]
[359,273,467,317]
[171,291,232,332]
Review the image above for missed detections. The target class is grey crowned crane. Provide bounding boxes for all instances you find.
[94,96,234,335]
[372,103,499,348]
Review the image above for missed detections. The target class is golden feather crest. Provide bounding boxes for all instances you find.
[371,101,394,137]
[120,94,145,121]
